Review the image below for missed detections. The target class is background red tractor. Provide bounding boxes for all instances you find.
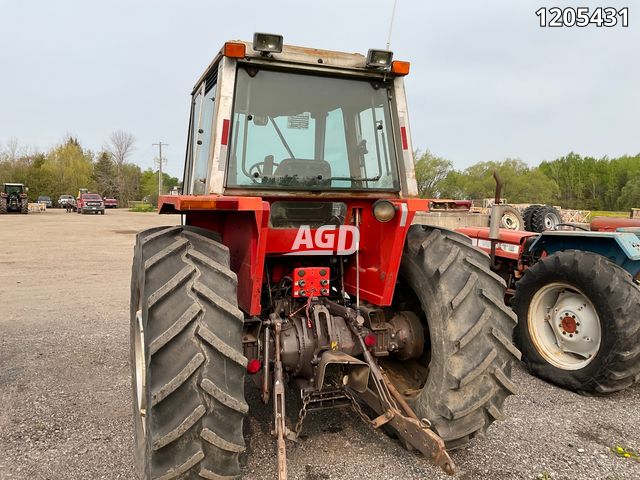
[130,34,520,479]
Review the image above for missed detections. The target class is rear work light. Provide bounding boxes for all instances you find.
[391,60,410,76]
[223,42,246,58]
[366,49,393,70]
[373,200,396,223]
[253,32,283,54]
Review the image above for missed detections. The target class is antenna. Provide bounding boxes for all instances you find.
[386,0,398,50]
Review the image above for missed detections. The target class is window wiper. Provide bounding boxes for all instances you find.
[288,175,382,187]
[320,175,381,182]
[269,116,295,159]
[252,174,381,185]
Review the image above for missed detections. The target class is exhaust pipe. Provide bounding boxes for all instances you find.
[489,171,503,267]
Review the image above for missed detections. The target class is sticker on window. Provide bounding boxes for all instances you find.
[287,113,309,129]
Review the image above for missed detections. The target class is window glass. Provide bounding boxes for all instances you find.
[192,85,216,194]
[358,106,394,188]
[226,68,399,191]
[324,109,350,188]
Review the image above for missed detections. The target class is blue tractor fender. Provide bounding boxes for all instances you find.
[528,229,640,280]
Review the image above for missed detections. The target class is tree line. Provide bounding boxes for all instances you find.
[0,133,179,206]
[415,150,640,211]
[2,134,638,211]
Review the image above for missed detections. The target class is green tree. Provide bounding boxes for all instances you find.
[414,150,453,198]
[618,175,640,210]
[40,138,95,200]
[140,169,179,206]
[92,151,117,198]
[539,153,640,210]
[121,163,142,205]
[439,170,470,199]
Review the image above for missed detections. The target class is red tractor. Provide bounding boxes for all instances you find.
[458,216,640,395]
[130,34,519,479]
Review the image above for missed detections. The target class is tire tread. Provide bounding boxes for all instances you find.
[401,226,519,447]
[512,249,640,394]
[131,226,246,479]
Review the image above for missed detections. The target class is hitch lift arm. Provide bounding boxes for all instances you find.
[349,317,456,476]
[272,318,288,480]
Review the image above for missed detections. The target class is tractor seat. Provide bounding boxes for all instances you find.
[273,158,331,180]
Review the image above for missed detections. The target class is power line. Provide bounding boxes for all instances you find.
[152,141,168,198]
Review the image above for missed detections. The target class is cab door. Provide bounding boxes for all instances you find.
[190,77,218,194]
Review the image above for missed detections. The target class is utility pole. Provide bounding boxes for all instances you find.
[153,141,168,200]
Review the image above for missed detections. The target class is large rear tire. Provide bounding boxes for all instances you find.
[131,226,248,479]
[531,205,561,232]
[398,225,520,448]
[522,205,541,232]
[0,197,6,214]
[512,250,640,394]
[21,199,28,214]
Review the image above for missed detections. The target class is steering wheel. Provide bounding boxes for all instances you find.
[248,161,280,183]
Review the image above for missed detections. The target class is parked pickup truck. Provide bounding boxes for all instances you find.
[58,194,75,208]
[103,197,118,208]
[76,193,105,215]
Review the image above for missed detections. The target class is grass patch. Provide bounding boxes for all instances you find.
[611,445,640,462]
[129,203,156,213]
[588,210,630,220]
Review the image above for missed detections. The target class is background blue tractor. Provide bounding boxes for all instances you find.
[458,222,640,394]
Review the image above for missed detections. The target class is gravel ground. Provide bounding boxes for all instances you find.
[0,209,638,480]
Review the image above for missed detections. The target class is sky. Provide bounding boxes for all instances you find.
[0,0,638,178]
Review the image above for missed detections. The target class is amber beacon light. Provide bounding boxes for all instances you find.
[223,42,246,58]
[391,60,410,75]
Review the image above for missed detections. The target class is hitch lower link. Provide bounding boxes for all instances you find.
[349,318,455,476]
[269,316,455,480]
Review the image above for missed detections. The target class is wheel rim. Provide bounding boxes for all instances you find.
[501,211,521,230]
[134,309,147,435]
[544,211,560,230]
[528,282,601,370]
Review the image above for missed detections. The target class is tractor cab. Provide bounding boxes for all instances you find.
[176,34,416,199]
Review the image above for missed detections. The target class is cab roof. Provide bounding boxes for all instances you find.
[193,39,394,93]
[236,40,367,68]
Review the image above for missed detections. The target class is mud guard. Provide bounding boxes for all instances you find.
[528,231,640,279]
